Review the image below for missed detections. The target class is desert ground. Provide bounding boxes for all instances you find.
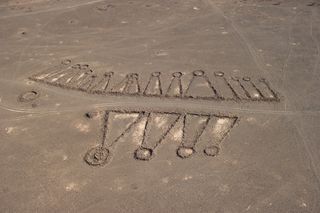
[0,0,320,212]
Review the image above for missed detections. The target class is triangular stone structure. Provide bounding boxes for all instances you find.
[166,72,183,97]
[134,112,180,161]
[143,72,162,96]
[185,70,217,99]
[111,73,140,95]
[176,113,210,158]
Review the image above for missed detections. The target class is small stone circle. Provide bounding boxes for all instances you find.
[177,147,194,158]
[134,147,153,161]
[204,146,220,157]
[84,146,110,166]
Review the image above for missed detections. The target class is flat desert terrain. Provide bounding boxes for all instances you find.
[0,0,320,212]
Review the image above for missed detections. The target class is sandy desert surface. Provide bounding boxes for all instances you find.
[0,0,320,212]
